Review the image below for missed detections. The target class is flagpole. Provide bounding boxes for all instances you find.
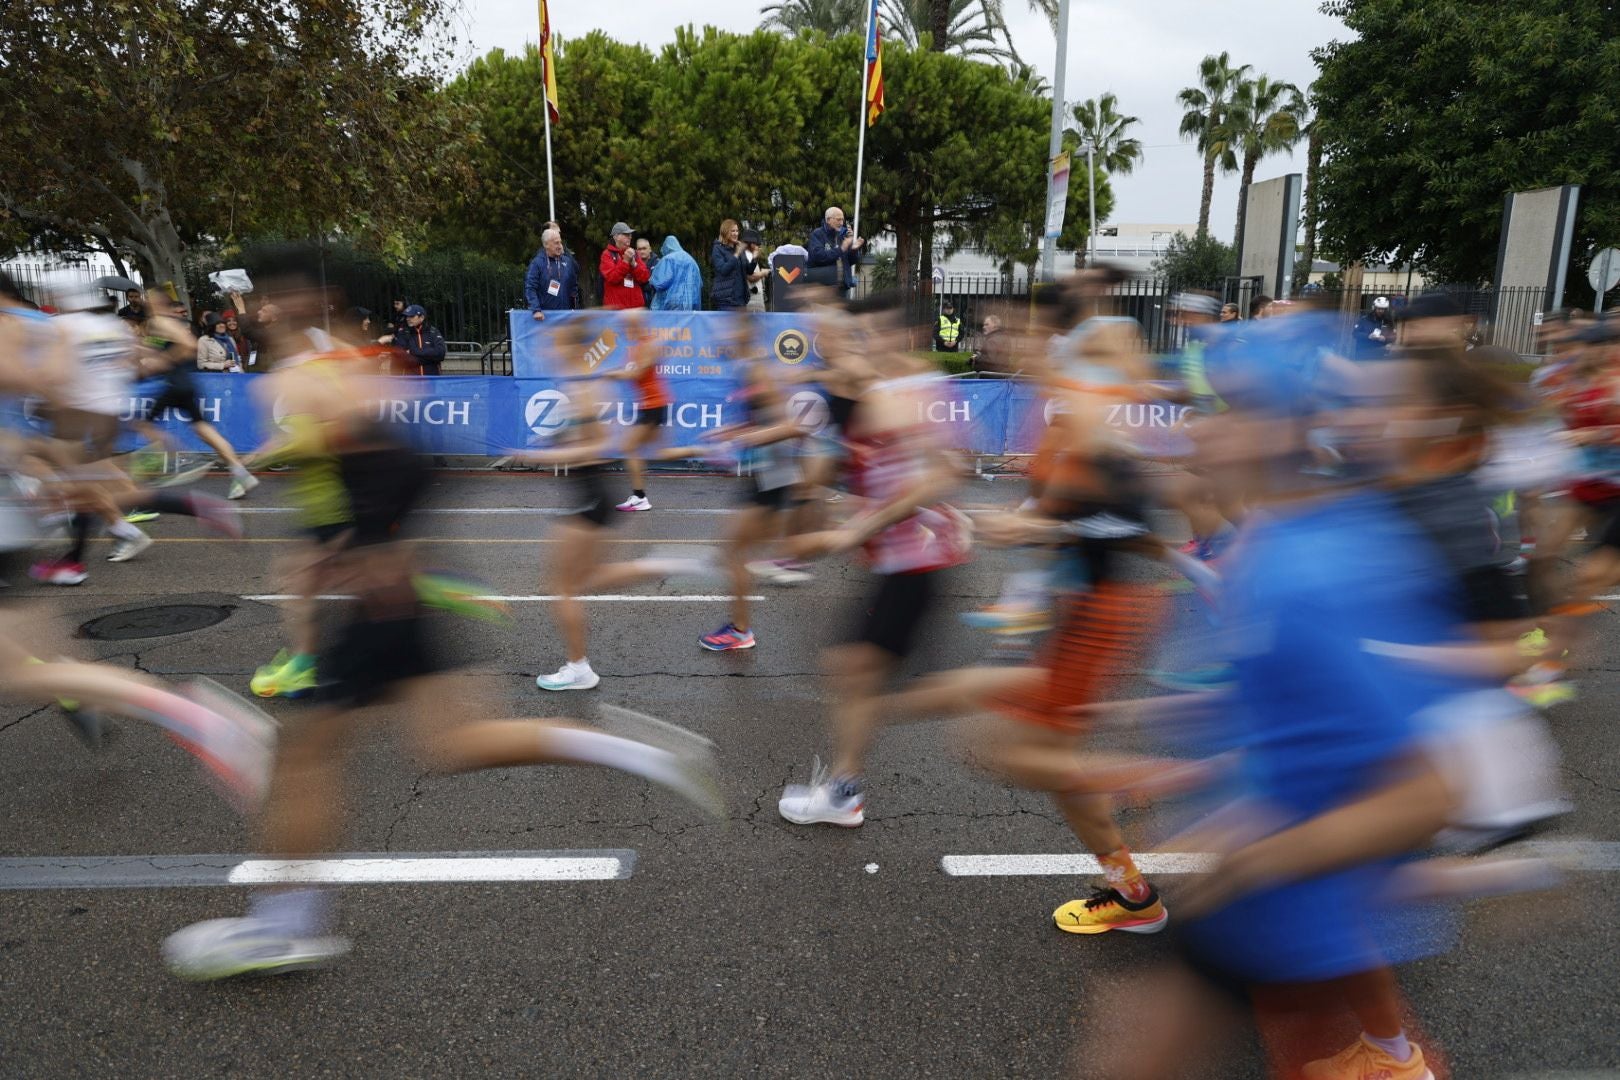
[542,87,557,224]
[852,0,876,243]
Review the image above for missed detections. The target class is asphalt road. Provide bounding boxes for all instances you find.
[0,473,1616,1078]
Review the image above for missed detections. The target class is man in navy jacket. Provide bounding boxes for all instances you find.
[523,226,582,320]
[807,206,866,297]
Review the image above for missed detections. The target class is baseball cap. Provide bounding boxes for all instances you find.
[404,304,426,318]
[1170,292,1221,318]
[1394,292,1465,322]
[610,222,634,239]
[1371,296,1390,310]
[740,227,763,245]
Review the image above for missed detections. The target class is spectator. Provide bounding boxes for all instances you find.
[116,288,145,323]
[524,226,582,320]
[649,236,703,311]
[1249,294,1274,320]
[390,296,411,338]
[1219,302,1240,323]
[196,314,244,372]
[379,304,447,375]
[973,314,1015,374]
[231,291,279,364]
[635,237,659,307]
[741,228,769,312]
[709,219,750,310]
[600,222,650,310]
[935,298,963,352]
[807,205,865,297]
[221,311,252,365]
[1353,295,1397,357]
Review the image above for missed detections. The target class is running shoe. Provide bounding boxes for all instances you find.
[745,559,815,585]
[1150,663,1236,693]
[129,448,167,482]
[190,495,244,539]
[413,572,512,625]
[960,604,1052,635]
[1517,627,1549,657]
[124,509,160,525]
[227,474,260,500]
[181,678,278,812]
[60,704,106,749]
[596,703,726,818]
[1301,1036,1434,1080]
[616,495,652,512]
[1176,538,1202,556]
[1052,886,1168,935]
[536,660,600,691]
[250,653,317,699]
[28,559,87,586]
[700,623,756,651]
[162,917,350,981]
[778,757,864,827]
[1507,680,1578,709]
[107,532,153,563]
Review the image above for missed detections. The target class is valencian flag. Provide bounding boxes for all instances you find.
[864,0,885,126]
[539,0,560,123]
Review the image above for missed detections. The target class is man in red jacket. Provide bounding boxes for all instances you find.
[600,222,650,310]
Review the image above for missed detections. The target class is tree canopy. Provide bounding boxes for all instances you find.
[441,28,1108,287]
[1311,0,1620,290]
[0,0,471,304]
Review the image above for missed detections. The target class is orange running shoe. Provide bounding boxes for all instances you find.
[1302,1035,1433,1080]
[1052,885,1168,935]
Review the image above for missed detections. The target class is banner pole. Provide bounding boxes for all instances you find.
[852,1,875,241]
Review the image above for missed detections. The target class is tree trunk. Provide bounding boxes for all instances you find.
[895,219,917,298]
[1197,152,1215,239]
[929,0,950,50]
[1232,151,1258,276]
[1296,127,1322,294]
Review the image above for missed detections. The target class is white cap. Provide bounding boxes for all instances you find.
[1372,296,1391,310]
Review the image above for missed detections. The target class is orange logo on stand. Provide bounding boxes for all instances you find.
[581,329,618,370]
[776,266,802,284]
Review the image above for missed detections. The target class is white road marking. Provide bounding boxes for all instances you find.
[231,506,736,515]
[242,594,764,602]
[941,841,1620,877]
[0,850,634,889]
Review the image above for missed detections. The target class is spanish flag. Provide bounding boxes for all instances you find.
[864,0,884,127]
[539,0,560,124]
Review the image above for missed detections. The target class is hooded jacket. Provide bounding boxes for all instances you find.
[649,237,703,311]
[709,238,750,309]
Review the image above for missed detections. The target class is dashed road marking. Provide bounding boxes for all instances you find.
[241,594,763,602]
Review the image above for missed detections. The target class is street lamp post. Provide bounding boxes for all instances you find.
[1040,0,1072,284]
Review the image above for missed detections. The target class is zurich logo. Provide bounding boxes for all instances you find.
[788,391,830,434]
[525,389,572,436]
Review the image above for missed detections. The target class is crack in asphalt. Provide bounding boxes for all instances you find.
[1562,763,1620,795]
[382,770,435,852]
[0,704,53,736]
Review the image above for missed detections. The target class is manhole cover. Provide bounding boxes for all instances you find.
[78,604,234,641]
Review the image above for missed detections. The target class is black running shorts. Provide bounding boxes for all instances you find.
[848,570,939,659]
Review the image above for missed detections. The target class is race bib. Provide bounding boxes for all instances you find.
[547,279,561,297]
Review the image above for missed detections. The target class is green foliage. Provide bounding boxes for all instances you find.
[1311,0,1620,291]
[759,0,865,36]
[0,0,472,302]
[1177,52,1250,237]
[445,31,1065,291]
[1151,231,1236,291]
[1067,93,1144,176]
[882,0,1016,64]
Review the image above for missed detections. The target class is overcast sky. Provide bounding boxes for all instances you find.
[453,0,1347,243]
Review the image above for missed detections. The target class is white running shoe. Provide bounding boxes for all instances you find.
[227,474,260,500]
[536,660,600,691]
[746,559,815,585]
[778,757,864,827]
[163,917,350,981]
[597,703,725,818]
[107,532,154,563]
[181,677,278,814]
[616,495,652,512]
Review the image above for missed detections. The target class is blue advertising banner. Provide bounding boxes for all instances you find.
[11,372,1194,462]
[508,310,827,380]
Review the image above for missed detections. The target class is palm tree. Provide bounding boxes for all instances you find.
[1228,75,1306,264]
[1177,51,1250,239]
[1066,92,1143,175]
[759,0,865,36]
[883,0,1015,65]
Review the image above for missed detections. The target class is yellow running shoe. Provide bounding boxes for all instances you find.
[1302,1035,1433,1080]
[1517,627,1549,657]
[1052,886,1168,935]
[250,651,316,699]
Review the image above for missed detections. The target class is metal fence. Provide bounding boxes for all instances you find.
[2,257,110,303]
